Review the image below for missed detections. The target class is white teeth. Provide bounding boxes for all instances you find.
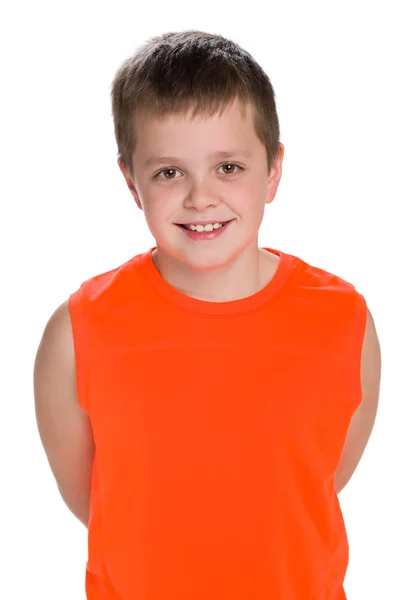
[188,223,224,232]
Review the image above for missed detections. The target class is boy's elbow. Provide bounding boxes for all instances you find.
[58,483,90,528]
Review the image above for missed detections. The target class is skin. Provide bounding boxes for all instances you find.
[118,97,285,302]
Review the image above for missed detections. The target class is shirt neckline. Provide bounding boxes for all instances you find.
[139,246,295,316]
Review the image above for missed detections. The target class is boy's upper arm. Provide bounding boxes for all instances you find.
[334,304,381,493]
[34,299,95,520]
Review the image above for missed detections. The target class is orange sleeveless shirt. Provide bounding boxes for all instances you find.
[68,246,366,599]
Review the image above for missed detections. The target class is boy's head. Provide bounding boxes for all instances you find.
[111,30,284,270]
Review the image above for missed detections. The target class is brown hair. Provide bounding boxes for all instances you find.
[111,30,281,179]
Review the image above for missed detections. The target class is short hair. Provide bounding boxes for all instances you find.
[111,30,281,179]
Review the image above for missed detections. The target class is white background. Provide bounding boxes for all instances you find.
[1,0,398,598]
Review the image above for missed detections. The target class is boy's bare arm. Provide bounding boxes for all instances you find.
[334,305,381,494]
[34,300,95,528]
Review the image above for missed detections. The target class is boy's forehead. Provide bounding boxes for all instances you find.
[136,98,252,129]
[135,101,257,164]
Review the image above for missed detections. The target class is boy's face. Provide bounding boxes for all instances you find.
[119,98,284,269]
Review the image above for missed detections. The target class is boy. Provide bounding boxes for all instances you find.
[34,30,381,599]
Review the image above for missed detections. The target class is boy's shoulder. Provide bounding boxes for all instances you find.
[289,250,359,294]
[285,250,365,321]
[71,250,147,301]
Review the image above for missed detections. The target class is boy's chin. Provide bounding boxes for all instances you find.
[169,243,245,271]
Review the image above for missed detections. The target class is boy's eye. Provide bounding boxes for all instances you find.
[154,163,243,180]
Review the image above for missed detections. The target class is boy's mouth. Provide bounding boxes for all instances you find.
[176,220,232,231]
[174,219,234,240]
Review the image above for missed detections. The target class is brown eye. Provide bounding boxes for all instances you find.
[156,168,178,179]
[220,163,242,175]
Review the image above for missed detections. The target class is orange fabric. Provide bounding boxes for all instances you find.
[68,246,367,599]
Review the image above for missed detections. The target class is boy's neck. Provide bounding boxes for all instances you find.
[151,244,279,303]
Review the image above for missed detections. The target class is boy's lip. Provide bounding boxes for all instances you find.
[175,219,233,226]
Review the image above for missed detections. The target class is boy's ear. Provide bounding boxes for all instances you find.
[270,143,284,183]
[117,159,143,210]
[265,143,285,206]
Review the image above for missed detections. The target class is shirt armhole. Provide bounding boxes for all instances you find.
[68,286,91,415]
[349,288,367,416]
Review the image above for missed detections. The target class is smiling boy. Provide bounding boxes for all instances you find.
[34,30,381,599]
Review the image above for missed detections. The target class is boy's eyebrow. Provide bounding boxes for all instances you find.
[143,149,253,168]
